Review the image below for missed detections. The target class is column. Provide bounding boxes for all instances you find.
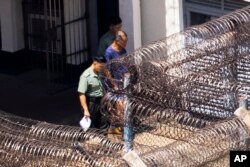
[119,0,142,52]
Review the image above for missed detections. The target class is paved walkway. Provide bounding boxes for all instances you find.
[0,70,82,126]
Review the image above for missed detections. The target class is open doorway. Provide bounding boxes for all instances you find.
[0,17,1,50]
[97,0,119,39]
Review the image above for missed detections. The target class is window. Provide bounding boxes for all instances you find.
[184,0,250,27]
[190,12,217,26]
[186,0,249,10]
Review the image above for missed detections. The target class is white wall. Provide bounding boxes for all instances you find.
[0,0,24,52]
[119,0,142,53]
[165,0,184,37]
[120,0,184,50]
[141,0,166,45]
[140,0,184,46]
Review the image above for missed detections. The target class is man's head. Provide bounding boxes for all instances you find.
[92,56,106,73]
[109,16,122,34]
[115,30,128,48]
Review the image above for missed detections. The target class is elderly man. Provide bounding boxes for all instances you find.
[103,30,128,135]
[103,30,128,90]
[104,30,127,61]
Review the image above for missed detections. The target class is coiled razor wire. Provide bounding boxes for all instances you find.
[140,117,250,167]
[100,5,250,166]
[0,111,125,167]
[2,6,250,167]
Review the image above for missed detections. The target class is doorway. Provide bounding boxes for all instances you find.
[0,17,1,50]
[22,0,89,93]
[97,0,119,38]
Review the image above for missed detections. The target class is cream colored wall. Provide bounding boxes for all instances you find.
[120,0,184,49]
[138,0,184,46]
[165,0,184,37]
[119,0,142,52]
[141,0,166,45]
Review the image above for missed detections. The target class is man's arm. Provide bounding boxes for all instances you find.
[78,75,90,117]
[103,68,118,90]
[79,93,90,117]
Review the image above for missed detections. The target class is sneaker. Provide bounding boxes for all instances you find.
[108,127,122,135]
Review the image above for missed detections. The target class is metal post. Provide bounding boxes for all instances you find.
[239,96,248,109]
[123,73,133,153]
[223,62,238,111]
[223,26,238,111]
[236,96,250,147]
[44,0,51,91]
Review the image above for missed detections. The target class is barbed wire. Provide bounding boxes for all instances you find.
[140,117,250,167]
[2,5,250,167]
[0,111,125,167]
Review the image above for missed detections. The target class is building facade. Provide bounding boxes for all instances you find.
[121,0,250,52]
[0,0,249,89]
[1,0,249,53]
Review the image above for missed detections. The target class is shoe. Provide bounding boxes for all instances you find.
[108,127,122,135]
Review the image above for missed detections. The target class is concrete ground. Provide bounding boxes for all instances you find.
[0,69,82,126]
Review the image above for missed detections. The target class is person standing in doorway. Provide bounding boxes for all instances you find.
[104,30,128,87]
[97,16,122,57]
[104,30,127,61]
[104,30,128,135]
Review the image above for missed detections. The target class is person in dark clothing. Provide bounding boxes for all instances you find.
[97,16,122,57]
